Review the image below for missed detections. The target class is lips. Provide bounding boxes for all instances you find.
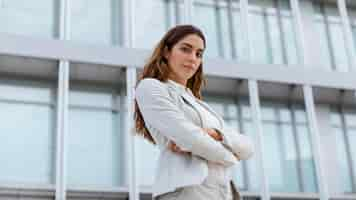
[183,65,195,70]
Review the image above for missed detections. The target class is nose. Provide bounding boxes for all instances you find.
[187,51,198,63]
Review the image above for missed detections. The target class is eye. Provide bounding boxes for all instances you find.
[196,52,203,58]
[180,47,190,53]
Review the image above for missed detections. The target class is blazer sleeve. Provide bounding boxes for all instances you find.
[214,124,255,160]
[135,78,237,166]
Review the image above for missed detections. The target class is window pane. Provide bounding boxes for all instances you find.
[262,122,285,191]
[70,0,120,45]
[347,129,356,186]
[0,0,58,38]
[332,126,353,193]
[313,2,349,72]
[243,121,261,192]
[248,0,298,65]
[193,0,220,58]
[280,124,299,192]
[344,110,356,127]
[249,9,270,63]
[232,3,249,62]
[0,80,53,103]
[0,82,55,184]
[330,109,342,126]
[315,19,334,70]
[349,6,356,53]
[328,22,349,72]
[205,95,260,192]
[134,0,182,49]
[261,101,317,193]
[67,90,121,187]
[295,125,318,192]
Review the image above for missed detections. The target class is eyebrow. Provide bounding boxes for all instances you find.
[180,42,204,52]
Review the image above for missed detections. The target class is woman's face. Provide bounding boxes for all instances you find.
[165,34,205,85]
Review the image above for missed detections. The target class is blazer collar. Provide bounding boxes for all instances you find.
[166,80,224,128]
[166,79,193,95]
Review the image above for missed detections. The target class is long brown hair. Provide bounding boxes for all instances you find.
[134,24,207,144]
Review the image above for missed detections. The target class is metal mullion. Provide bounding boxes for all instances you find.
[321,3,337,71]
[303,85,329,200]
[122,0,138,199]
[275,0,289,65]
[287,85,304,192]
[214,0,225,58]
[0,98,54,107]
[248,80,270,200]
[290,0,307,65]
[337,0,356,72]
[227,0,237,59]
[55,0,70,199]
[164,0,172,29]
[262,5,274,64]
[235,83,249,191]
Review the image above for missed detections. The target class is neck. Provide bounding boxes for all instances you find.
[168,76,187,87]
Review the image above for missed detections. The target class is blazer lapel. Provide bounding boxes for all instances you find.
[195,99,224,129]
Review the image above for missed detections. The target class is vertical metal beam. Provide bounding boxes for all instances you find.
[227,0,237,59]
[122,0,139,199]
[240,0,253,61]
[55,0,70,200]
[303,85,329,200]
[248,80,270,200]
[242,0,269,198]
[337,0,356,71]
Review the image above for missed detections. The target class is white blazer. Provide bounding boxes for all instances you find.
[135,78,254,197]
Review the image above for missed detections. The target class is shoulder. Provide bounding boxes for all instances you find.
[136,78,168,93]
[135,78,171,100]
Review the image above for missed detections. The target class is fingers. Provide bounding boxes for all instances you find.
[168,141,191,155]
[203,128,222,141]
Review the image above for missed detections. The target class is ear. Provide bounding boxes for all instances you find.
[163,46,170,60]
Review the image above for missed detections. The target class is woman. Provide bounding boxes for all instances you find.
[134,25,254,200]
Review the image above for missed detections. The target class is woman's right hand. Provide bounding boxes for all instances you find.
[168,128,222,155]
[203,128,223,141]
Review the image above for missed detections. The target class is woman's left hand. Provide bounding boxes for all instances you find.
[168,141,192,155]
[203,128,223,141]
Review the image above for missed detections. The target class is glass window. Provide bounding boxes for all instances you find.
[70,0,121,45]
[67,88,121,187]
[0,0,58,38]
[248,0,299,65]
[261,101,317,193]
[193,0,246,61]
[313,1,349,72]
[134,0,182,49]
[330,107,356,193]
[0,79,55,184]
[205,96,260,192]
[347,6,356,56]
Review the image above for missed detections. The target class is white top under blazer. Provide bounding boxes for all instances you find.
[135,78,255,197]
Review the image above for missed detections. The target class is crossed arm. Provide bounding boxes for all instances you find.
[136,78,254,166]
[168,128,224,156]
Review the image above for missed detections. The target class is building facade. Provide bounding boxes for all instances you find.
[0,0,355,200]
